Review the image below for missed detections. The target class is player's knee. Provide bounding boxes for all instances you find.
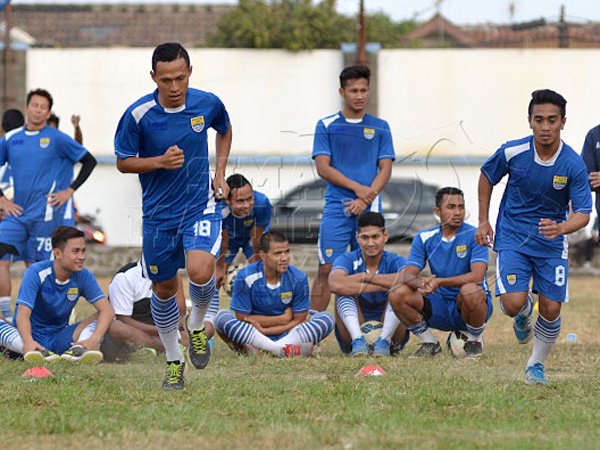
[538,298,560,321]
[458,285,486,309]
[499,297,520,317]
[313,311,335,329]
[152,278,178,299]
[388,284,413,307]
[318,263,332,278]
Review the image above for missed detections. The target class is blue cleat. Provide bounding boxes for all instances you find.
[525,362,549,385]
[513,294,534,344]
[350,336,369,356]
[372,337,390,356]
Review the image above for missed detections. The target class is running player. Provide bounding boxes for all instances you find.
[114,42,232,390]
[477,89,592,384]
[311,65,395,311]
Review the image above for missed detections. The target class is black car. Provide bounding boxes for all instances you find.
[270,178,439,242]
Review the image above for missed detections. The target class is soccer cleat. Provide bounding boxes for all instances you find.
[409,342,442,359]
[24,349,60,364]
[525,362,549,385]
[162,360,185,390]
[350,336,369,356]
[60,345,103,364]
[513,314,533,344]
[390,330,411,356]
[186,319,211,369]
[464,341,483,359]
[372,337,391,357]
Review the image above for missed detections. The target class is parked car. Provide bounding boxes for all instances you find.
[75,208,106,245]
[270,178,439,242]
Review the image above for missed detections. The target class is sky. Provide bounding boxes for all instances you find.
[10,0,600,25]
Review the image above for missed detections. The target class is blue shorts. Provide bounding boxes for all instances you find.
[318,203,359,265]
[224,239,253,265]
[142,213,222,281]
[32,322,79,354]
[0,216,62,262]
[496,250,568,302]
[335,297,386,353]
[423,291,493,332]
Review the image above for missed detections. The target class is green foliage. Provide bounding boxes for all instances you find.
[207,0,416,50]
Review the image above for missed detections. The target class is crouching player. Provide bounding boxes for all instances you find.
[215,231,334,356]
[389,187,492,359]
[0,226,114,363]
[328,212,409,356]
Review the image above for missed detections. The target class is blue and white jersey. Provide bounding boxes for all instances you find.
[408,223,489,298]
[114,88,231,228]
[220,191,272,245]
[14,260,105,333]
[0,126,87,222]
[312,112,394,205]
[481,136,592,258]
[332,249,406,306]
[230,260,309,316]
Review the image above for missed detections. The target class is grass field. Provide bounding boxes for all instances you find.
[1,276,600,450]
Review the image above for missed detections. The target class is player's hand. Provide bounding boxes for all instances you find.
[215,263,226,289]
[344,198,368,216]
[539,218,563,240]
[589,172,600,189]
[23,340,45,354]
[283,307,293,322]
[47,188,74,208]
[71,115,81,127]
[244,317,265,334]
[0,196,22,217]
[160,146,185,170]
[213,174,229,200]
[418,276,438,295]
[354,185,378,204]
[178,330,190,347]
[476,222,494,247]
[74,336,101,351]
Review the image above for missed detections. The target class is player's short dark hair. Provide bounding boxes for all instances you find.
[528,89,567,118]
[357,211,385,230]
[26,89,53,110]
[52,226,85,250]
[2,109,24,133]
[435,187,464,208]
[226,174,252,198]
[48,113,60,128]
[259,231,288,253]
[152,42,190,71]
[339,65,371,88]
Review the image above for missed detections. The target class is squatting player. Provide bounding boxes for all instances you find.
[115,42,232,390]
[311,65,395,311]
[477,89,592,384]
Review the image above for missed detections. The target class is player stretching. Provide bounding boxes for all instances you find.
[115,42,232,390]
[311,65,395,311]
[477,89,591,384]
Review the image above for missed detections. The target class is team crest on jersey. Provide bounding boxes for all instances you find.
[67,287,79,302]
[325,248,333,258]
[243,219,254,227]
[455,245,467,259]
[191,116,205,133]
[39,137,50,149]
[281,291,293,304]
[363,128,375,140]
[149,265,159,275]
[506,274,517,286]
[552,175,568,190]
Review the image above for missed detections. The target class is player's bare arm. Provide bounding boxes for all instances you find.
[367,158,393,202]
[75,298,114,351]
[420,262,487,295]
[15,305,45,353]
[0,195,23,217]
[116,145,185,174]
[249,225,265,263]
[589,171,600,189]
[476,173,494,246]
[242,311,307,336]
[314,155,372,200]
[539,213,590,240]
[236,307,293,329]
[328,269,387,295]
[216,228,230,288]
[214,125,233,199]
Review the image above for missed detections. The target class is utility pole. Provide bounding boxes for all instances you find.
[357,0,366,64]
[558,4,569,48]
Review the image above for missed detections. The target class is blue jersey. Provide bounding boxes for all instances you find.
[408,223,489,298]
[581,124,600,218]
[481,136,592,258]
[220,191,272,246]
[332,249,406,306]
[114,88,231,228]
[0,126,87,222]
[14,260,105,334]
[230,260,309,316]
[312,112,395,204]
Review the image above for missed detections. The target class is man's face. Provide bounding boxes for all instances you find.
[228,184,255,218]
[151,57,192,109]
[24,95,51,129]
[529,103,565,149]
[357,225,388,258]
[261,240,291,275]
[435,194,465,229]
[54,237,86,272]
[339,78,369,115]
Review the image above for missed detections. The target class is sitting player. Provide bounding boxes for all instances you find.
[389,187,493,359]
[0,226,114,363]
[215,231,334,356]
[216,174,272,289]
[328,212,409,356]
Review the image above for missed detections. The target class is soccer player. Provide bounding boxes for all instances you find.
[114,42,232,390]
[215,173,272,289]
[0,226,114,363]
[0,89,97,321]
[48,113,83,144]
[328,212,409,356]
[311,64,395,311]
[215,231,334,357]
[389,187,492,359]
[1,109,24,134]
[477,89,592,384]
